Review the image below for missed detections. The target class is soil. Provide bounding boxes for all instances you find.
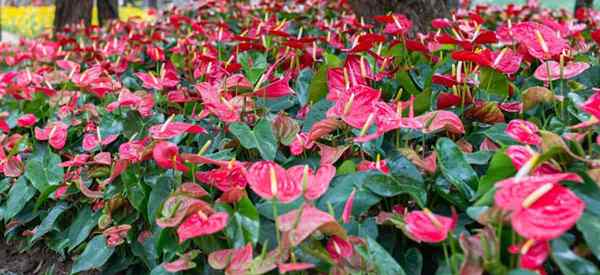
[0,236,95,275]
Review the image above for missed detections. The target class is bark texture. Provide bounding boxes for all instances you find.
[347,0,457,33]
[574,0,594,11]
[53,0,93,32]
[98,0,120,26]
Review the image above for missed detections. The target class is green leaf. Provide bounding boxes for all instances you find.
[363,172,427,207]
[551,237,599,275]
[71,235,115,274]
[363,237,407,275]
[476,150,515,198]
[4,177,35,221]
[397,71,419,95]
[236,196,260,245]
[3,177,36,220]
[230,119,277,160]
[577,211,600,261]
[301,99,332,132]
[238,52,267,85]
[401,248,423,275]
[147,176,173,224]
[508,269,538,275]
[307,64,329,103]
[480,67,509,97]
[67,207,101,252]
[31,202,70,242]
[294,68,313,106]
[24,146,63,193]
[149,265,170,275]
[317,173,381,220]
[436,138,479,199]
[122,168,147,214]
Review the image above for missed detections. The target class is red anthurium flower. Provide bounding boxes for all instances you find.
[342,188,356,224]
[71,65,103,88]
[287,164,335,201]
[326,235,354,262]
[505,146,560,175]
[534,60,589,81]
[208,243,253,274]
[149,119,206,140]
[196,82,242,123]
[146,44,165,62]
[35,121,69,150]
[16,113,37,127]
[253,75,294,98]
[135,67,179,90]
[512,22,568,60]
[506,119,542,145]
[195,161,248,203]
[404,209,456,243]
[152,141,188,172]
[289,132,315,156]
[177,211,228,243]
[326,85,380,129]
[82,132,118,151]
[247,161,301,203]
[103,224,131,247]
[163,250,199,273]
[494,173,584,240]
[278,263,316,274]
[357,159,390,174]
[415,111,465,135]
[118,139,148,163]
[278,204,346,246]
[509,240,550,272]
[581,91,600,120]
[157,195,214,228]
[59,154,90,167]
[483,48,523,74]
[373,14,412,36]
[54,185,68,199]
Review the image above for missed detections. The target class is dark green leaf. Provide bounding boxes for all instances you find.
[317,173,381,220]
[476,150,515,198]
[67,207,101,251]
[508,269,538,275]
[31,202,70,242]
[3,177,36,220]
[363,237,407,275]
[307,64,329,103]
[71,235,115,274]
[551,237,599,275]
[295,68,314,106]
[436,138,478,199]
[402,248,423,275]
[147,177,173,224]
[363,172,427,207]
[577,211,600,261]
[480,67,509,97]
[230,119,277,160]
[24,147,63,192]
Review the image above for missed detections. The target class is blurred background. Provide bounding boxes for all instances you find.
[0,0,598,41]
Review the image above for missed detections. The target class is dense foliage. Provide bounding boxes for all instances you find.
[1,0,600,274]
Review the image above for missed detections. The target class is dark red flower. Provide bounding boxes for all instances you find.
[177,212,228,243]
[152,141,188,172]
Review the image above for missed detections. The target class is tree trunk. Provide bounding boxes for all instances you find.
[574,0,594,11]
[97,0,119,26]
[347,0,457,33]
[53,0,93,32]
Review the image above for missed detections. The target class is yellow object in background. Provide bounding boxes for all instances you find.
[1,6,152,38]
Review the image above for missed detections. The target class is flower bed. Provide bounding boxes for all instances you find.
[1,0,600,274]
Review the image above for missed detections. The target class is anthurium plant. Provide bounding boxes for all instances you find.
[1,0,600,274]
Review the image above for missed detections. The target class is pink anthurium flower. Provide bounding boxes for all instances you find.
[35,121,69,150]
[247,161,301,203]
[506,119,542,145]
[177,211,228,243]
[253,75,294,98]
[403,209,457,243]
[505,146,560,175]
[342,188,356,224]
[534,60,589,81]
[152,141,188,172]
[16,114,37,127]
[163,250,199,273]
[326,85,380,129]
[494,173,584,240]
[373,14,412,36]
[326,235,354,262]
[208,243,253,274]
[278,204,346,246]
[581,90,600,120]
[287,164,335,201]
[149,118,206,140]
[512,22,568,60]
[278,263,316,274]
[509,240,550,273]
[82,132,118,151]
[415,111,465,135]
[103,224,131,247]
[59,154,90,167]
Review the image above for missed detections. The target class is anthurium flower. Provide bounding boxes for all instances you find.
[506,119,542,145]
[494,173,584,240]
[163,250,199,273]
[149,119,206,140]
[509,240,550,272]
[152,141,188,172]
[342,188,356,224]
[82,132,118,151]
[196,82,242,123]
[208,243,253,274]
[59,154,90,167]
[581,91,600,120]
[278,204,347,246]
[157,195,214,228]
[253,75,294,98]
[403,209,456,243]
[326,85,380,129]
[415,111,465,135]
[278,263,316,274]
[373,14,412,35]
[247,161,301,203]
[357,159,390,174]
[326,235,354,262]
[35,121,69,150]
[533,60,589,81]
[177,211,228,243]
[16,114,37,127]
[119,139,149,163]
[287,164,335,201]
[512,22,568,60]
[103,224,131,247]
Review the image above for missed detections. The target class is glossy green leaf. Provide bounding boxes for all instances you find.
[362,237,407,275]
[147,176,173,224]
[577,211,600,261]
[3,177,36,220]
[476,150,515,198]
[317,173,381,220]
[551,237,599,275]
[71,235,115,274]
[436,138,479,199]
[24,146,63,193]
[31,202,70,242]
[229,119,277,160]
[480,67,509,97]
[67,207,101,252]
[363,172,427,207]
